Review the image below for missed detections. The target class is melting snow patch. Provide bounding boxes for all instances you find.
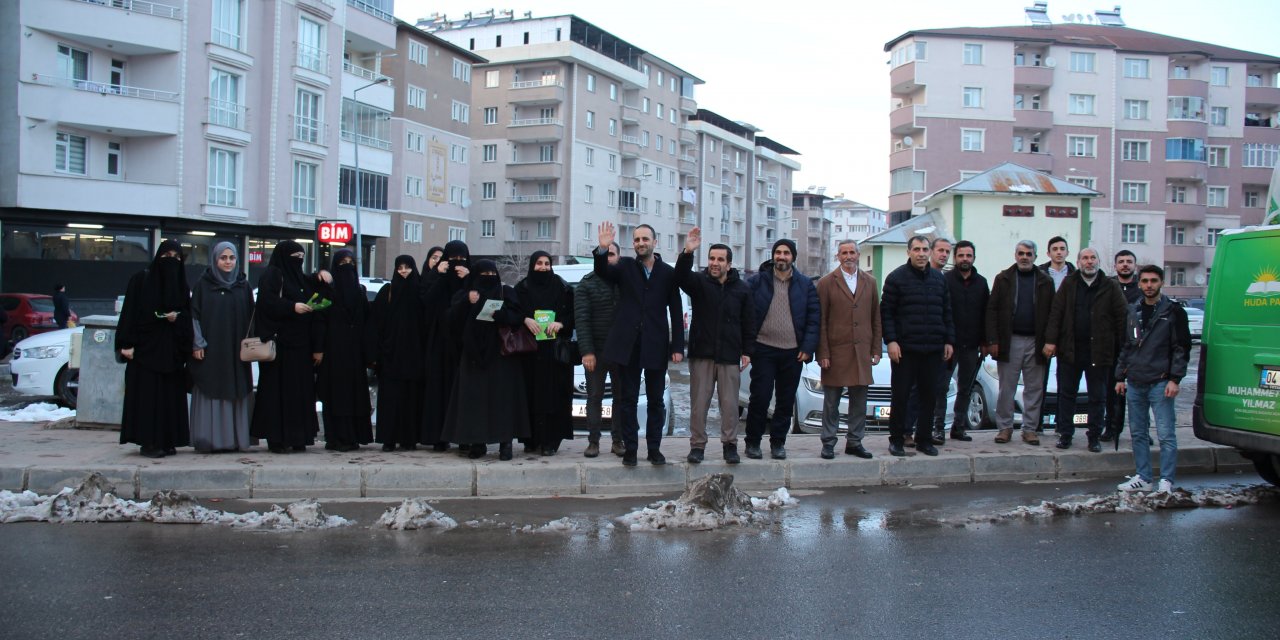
[618,473,797,532]
[0,402,75,422]
[951,485,1279,525]
[516,517,580,534]
[0,472,350,530]
[374,499,458,530]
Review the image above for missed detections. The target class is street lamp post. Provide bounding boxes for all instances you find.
[352,77,388,277]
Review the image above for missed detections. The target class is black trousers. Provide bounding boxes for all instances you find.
[745,343,803,445]
[612,344,667,453]
[948,347,983,431]
[890,351,943,445]
[1106,370,1126,435]
[1055,356,1111,439]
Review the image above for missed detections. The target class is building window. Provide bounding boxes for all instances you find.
[607,189,616,207]
[1122,140,1150,161]
[642,97,650,113]
[1207,146,1229,167]
[609,83,617,101]
[449,226,466,242]
[407,85,426,109]
[1207,186,1228,207]
[1168,96,1206,121]
[338,167,388,210]
[585,147,594,166]
[207,147,239,206]
[586,73,596,92]
[1067,135,1096,157]
[1046,206,1079,218]
[962,43,983,65]
[54,132,87,175]
[449,144,467,164]
[209,69,244,129]
[1124,58,1150,78]
[1121,181,1149,203]
[585,110,595,129]
[890,168,925,194]
[608,154,617,171]
[403,221,422,243]
[294,89,322,143]
[409,42,428,65]
[1167,267,1186,287]
[481,220,496,238]
[1243,143,1280,168]
[608,119,617,136]
[585,185,593,203]
[1069,51,1096,73]
[483,107,498,125]
[484,70,500,88]
[482,144,497,162]
[641,131,649,147]
[1168,185,1188,204]
[1245,190,1262,207]
[406,131,423,152]
[1207,228,1223,246]
[1171,65,1191,79]
[1003,205,1033,217]
[1069,94,1096,115]
[1124,99,1149,120]
[960,128,984,152]
[451,101,470,123]
[452,59,471,82]
[211,0,244,50]
[1211,66,1229,86]
[962,87,983,108]
[106,141,122,177]
[56,44,89,84]
[536,220,552,239]
[292,160,318,213]
[296,17,325,73]
[449,186,466,205]
[1166,138,1206,162]
[1121,223,1146,244]
[1066,176,1096,190]
[656,103,664,119]
[1210,106,1228,126]
[340,98,391,148]
[481,182,496,200]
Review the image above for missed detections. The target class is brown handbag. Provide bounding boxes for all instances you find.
[239,281,279,362]
[498,325,537,356]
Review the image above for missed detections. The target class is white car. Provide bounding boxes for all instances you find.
[1185,307,1204,341]
[10,327,82,407]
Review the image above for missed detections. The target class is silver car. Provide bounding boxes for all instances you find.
[970,357,1090,429]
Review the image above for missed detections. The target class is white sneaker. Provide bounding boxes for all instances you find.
[1156,479,1173,493]
[1117,475,1153,492]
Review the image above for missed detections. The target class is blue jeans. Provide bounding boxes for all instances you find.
[1127,382,1177,483]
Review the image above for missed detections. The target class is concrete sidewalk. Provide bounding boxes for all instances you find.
[0,421,1255,500]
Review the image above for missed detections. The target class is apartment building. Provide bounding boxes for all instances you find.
[792,191,832,276]
[0,0,400,306]
[824,198,888,272]
[884,3,1280,297]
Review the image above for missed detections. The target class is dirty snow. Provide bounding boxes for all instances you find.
[949,484,1279,526]
[0,402,75,422]
[374,498,458,530]
[618,474,798,532]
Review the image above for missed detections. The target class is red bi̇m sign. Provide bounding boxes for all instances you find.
[317,221,353,244]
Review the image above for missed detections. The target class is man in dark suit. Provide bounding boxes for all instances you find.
[593,221,685,466]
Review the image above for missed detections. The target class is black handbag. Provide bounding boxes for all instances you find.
[554,338,582,366]
[498,325,537,356]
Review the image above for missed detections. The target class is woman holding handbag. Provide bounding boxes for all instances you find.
[315,249,374,452]
[250,240,325,454]
[188,241,254,453]
[514,251,576,456]
[441,260,530,460]
[371,255,426,452]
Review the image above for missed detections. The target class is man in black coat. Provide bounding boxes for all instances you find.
[880,235,954,457]
[593,221,685,466]
[1103,249,1141,442]
[675,228,756,465]
[939,240,989,441]
[52,284,71,329]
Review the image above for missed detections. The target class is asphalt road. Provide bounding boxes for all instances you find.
[2,473,1276,639]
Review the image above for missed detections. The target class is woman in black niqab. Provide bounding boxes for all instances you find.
[116,239,193,457]
[419,240,471,450]
[315,248,373,451]
[372,255,426,451]
[515,251,575,455]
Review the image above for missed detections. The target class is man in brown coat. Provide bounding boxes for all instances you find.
[816,240,882,459]
[986,240,1055,445]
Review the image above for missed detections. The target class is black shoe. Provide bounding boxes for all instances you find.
[888,442,906,457]
[1055,436,1072,450]
[647,449,666,465]
[584,442,600,458]
[949,429,973,442]
[931,430,945,445]
[400,443,416,451]
[432,442,450,452]
[141,448,165,459]
[820,444,835,460]
[339,443,359,452]
[744,443,763,459]
[164,448,177,456]
[524,443,538,453]
[499,443,513,461]
[723,443,741,464]
[541,446,556,456]
[687,448,704,464]
[846,444,873,459]
[381,443,395,452]
[916,443,939,456]
[468,444,486,459]
[268,445,288,454]
[1087,437,1102,453]
[324,442,340,451]
[622,449,638,466]
[770,445,787,460]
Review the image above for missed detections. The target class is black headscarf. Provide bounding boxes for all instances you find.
[441,240,470,277]
[461,259,504,366]
[425,246,445,270]
[377,255,424,377]
[141,239,190,315]
[267,240,311,303]
[519,250,564,311]
[330,248,363,321]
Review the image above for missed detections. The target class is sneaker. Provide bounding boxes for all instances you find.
[1117,475,1153,492]
[686,448,704,464]
[1157,479,1173,493]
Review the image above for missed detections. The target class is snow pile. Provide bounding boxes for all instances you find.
[0,473,350,530]
[516,517,580,533]
[0,402,75,422]
[617,473,798,532]
[374,498,458,530]
[954,484,1280,525]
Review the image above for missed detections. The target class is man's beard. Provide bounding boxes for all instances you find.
[957,262,972,272]
[774,261,792,272]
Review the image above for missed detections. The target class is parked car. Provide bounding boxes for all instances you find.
[969,357,1090,429]
[10,327,82,407]
[1,294,78,343]
[1184,307,1204,341]
[737,351,959,435]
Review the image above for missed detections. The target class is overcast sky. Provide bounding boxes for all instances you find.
[395,0,1280,209]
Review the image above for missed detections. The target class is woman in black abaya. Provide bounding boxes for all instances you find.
[372,255,425,452]
[250,240,325,454]
[315,249,373,451]
[117,240,192,458]
[419,240,470,450]
[514,251,575,456]
[441,260,529,460]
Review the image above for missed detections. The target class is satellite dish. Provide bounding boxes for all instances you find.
[902,136,914,147]
[461,198,472,208]
[1044,57,1057,68]
[1194,274,1207,285]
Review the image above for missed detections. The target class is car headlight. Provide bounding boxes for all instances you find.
[802,376,823,393]
[22,345,65,359]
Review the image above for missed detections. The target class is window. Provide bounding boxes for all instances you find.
[608,119,617,136]
[1121,181,1149,203]
[1066,176,1096,190]
[54,132,87,175]
[1248,74,1265,87]
[485,70,499,88]
[1067,135,1096,157]
[482,144,497,162]
[1168,97,1206,121]
[294,89,322,143]
[642,97,650,113]
[641,131,649,147]
[1167,267,1186,287]
[481,220,496,237]
[585,110,595,129]
[1207,146,1228,167]
[407,85,426,109]
[656,103,664,119]
[584,185,593,203]
[1069,51,1095,73]
[670,110,677,124]
[207,147,239,206]
[1121,223,1146,244]
[1122,140,1150,161]
[403,221,422,243]
[209,69,243,129]
[1069,94,1096,115]
[655,167,663,183]
[1245,190,1262,207]
[106,141,121,178]
[406,131,423,152]
[1166,138,1206,162]
[292,161,318,213]
[452,59,471,82]
[656,135,663,150]
[536,220,552,239]
[1046,206,1078,218]
[1003,205,1033,217]
[296,17,325,72]
[340,98,391,148]
[448,185,466,205]
[890,168,924,194]
[657,71,664,86]
[608,154,617,171]
[539,144,555,162]
[483,107,498,125]
[1124,99,1149,120]
[56,44,89,84]
[1124,58,1150,78]
[586,73,596,92]
[584,148,594,166]
[476,182,495,201]
[409,41,428,65]
[450,144,467,164]
[960,128,984,152]
[1243,143,1280,167]
[607,189,616,207]
[1210,106,1228,126]
[1171,65,1190,79]
[1168,185,1187,204]
[609,83,617,101]
[962,87,983,108]
[450,101,469,123]
[962,43,983,65]
[1207,228,1223,246]
[1166,225,1187,245]
[338,167,388,210]
[211,0,244,50]
[1211,66,1229,86]
[1207,186,1228,207]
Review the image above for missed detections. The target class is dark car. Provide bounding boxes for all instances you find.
[1,294,78,344]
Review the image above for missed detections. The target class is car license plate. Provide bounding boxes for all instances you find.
[1263,367,1280,391]
[571,404,612,418]
[1073,414,1089,424]
[874,406,891,419]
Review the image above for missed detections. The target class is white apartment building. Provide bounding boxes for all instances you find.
[884,3,1280,297]
[825,198,888,271]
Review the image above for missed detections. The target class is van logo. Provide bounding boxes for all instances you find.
[1244,267,1280,307]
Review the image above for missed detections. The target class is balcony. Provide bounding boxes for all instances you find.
[680,97,697,115]
[617,206,640,218]
[344,0,396,49]
[296,0,336,19]
[620,135,643,158]
[1014,65,1054,89]
[505,161,564,181]
[509,79,566,105]
[890,147,913,171]
[888,192,918,214]
[505,195,562,218]
[679,127,697,145]
[16,173,178,217]
[289,115,329,156]
[342,62,392,87]
[25,75,179,136]
[205,98,251,145]
[294,43,331,87]
[1166,161,1207,182]
[678,156,696,175]
[28,0,182,54]
[338,129,390,150]
[1164,244,1204,264]
[508,118,564,142]
[1166,118,1207,138]
[890,105,919,134]
[1246,85,1280,108]
[890,61,918,95]
[1167,78,1209,98]
[1164,202,1206,223]
[621,103,641,124]
[1014,109,1053,131]
[1012,151,1053,172]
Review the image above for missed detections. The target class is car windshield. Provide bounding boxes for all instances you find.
[28,298,54,313]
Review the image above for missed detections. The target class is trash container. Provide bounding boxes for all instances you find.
[76,314,126,429]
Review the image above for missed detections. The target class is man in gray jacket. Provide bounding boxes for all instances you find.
[575,242,621,458]
[1115,265,1191,493]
